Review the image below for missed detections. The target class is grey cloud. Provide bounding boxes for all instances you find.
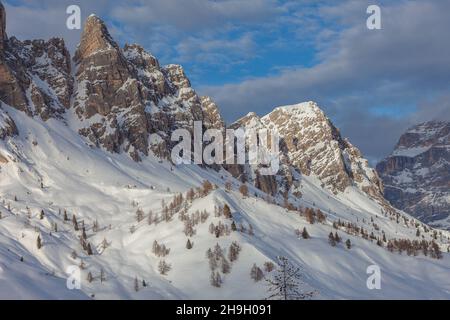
[110,0,283,31]
[201,0,450,161]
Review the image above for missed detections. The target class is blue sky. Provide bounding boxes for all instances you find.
[3,0,450,163]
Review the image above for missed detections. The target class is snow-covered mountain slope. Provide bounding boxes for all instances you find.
[0,104,449,299]
[377,121,450,230]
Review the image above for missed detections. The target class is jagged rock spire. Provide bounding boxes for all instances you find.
[74,14,119,63]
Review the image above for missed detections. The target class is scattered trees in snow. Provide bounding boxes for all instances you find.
[86,243,93,255]
[152,240,170,257]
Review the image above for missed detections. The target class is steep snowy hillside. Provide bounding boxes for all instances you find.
[0,104,449,299]
[377,121,450,230]
[0,2,449,300]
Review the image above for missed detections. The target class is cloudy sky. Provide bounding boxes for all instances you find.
[3,0,450,163]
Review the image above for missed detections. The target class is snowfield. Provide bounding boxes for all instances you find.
[0,105,449,300]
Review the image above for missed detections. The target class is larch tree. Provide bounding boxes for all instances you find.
[266,256,316,300]
[250,264,264,282]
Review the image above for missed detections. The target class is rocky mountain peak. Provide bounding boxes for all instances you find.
[0,2,72,121]
[200,96,225,130]
[261,102,384,198]
[74,14,119,62]
[162,64,191,90]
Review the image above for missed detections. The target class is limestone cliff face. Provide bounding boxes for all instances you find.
[72,15,224,161]
[377,121,450,229]
[73,15,149,160]
[0,3,72,121]
[262,102,383,197]
[229,102,385,202]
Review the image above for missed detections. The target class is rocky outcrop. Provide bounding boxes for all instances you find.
[73,15,149,160]
[377,121,450,229]
[201,96,225,130]
[0,3,72,121]
[261,102,383,197]
[0,106,17,139]
[228,102,385,201]
[72,15,222,161]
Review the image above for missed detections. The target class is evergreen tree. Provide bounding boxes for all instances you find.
[301,227,310,239]
[39,209,44,220]
[186,239,193,250]
[72,214,79,231]
[87,272,93,283]
[334,232,341,243]
[134,277,139,292]
[264,261,275,273]
[328,232,336,247]
[87,243,93,255]
[37,235,42,249]
[64,210,68,221]
[231,221,237,231]
[345,239,352,249]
